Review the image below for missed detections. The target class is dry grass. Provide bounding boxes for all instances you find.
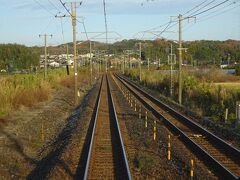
[0,68,95,117]
[60,75,74,88]
[213,82,240,91]
[125,68,240,123]
[0,68,76,117]
[12,81,52,108]
[190,68,240,83]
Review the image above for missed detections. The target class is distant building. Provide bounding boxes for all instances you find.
[220,60,229,69]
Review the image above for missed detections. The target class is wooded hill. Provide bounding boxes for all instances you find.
[0,39,239,70]
[44,39,240,66]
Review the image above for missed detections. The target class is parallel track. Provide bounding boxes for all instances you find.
[83,75,131,180]
[115,73,240,180]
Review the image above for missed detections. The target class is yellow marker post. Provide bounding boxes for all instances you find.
[190,159,194,179]
[145,111,148,128]
[134,100,137,111]
[130,96,133,107]
[168,135,171,160]
[41,123,44,143]
[154,120,157,141]
[139,105,141,119]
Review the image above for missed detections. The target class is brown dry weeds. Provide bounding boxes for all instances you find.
[0,73,96,179]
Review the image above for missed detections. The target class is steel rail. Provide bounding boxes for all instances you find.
[115,73,240,180]
[83,75,131,180]
[106,75,132,180]
[83,76,103,180]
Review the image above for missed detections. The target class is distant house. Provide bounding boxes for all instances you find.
[220,64,228,69]
[79,53,94,58]
[220,60,229,69]
[49,62,60,68]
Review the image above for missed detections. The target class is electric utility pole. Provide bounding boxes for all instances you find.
[89,40,93,85]
[39,34,52,79]
[59,1,83,105]
[173,14,195,105]
[168,43,176,98]
[71,2,78,105]
[178,14,183,105]
[139,42,142,81]
[64,1,84,105]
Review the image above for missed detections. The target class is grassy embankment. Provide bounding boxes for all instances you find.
[0,68,92,118]
[124,68,240,126]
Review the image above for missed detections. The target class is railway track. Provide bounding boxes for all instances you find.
[83,75,131,180]
[114,73,240,180]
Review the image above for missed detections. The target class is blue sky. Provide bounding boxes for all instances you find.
[0,0,239,46]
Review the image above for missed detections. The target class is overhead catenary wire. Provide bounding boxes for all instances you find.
[40,16,55,34]
[79,19,89,40]
[136,0,212,36]
[182,0,239,31]
[183,1,240,32]
[188,0,216,16]
[199,3,240,22]
[197,0,239,21]
[48,0,61,12]
[136,0,234,40]
[58,0,89,41]
[182,0,210,15]
[190,0,230,17]
[33,0,55,16]
[59,0,72,17]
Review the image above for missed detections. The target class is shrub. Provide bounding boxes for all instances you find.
[125,68,240,124]
[236,64,240,76]
[133,153,155,172]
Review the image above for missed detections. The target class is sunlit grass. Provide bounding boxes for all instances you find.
[125,68,240,123]
[0,68,75,117]
[213,82,240,91]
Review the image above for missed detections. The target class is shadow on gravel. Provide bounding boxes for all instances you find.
[0,129,38,165]
[26,87,95,180]
[73,83,101,180]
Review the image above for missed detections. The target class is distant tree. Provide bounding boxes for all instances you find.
[0,44,39,71]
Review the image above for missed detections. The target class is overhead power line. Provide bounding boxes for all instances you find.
[48,0,61,12]
[201,3,240,21]
[183,0,210,15]
[33,0,55,16]
[198,1,239,21]
[188,0,216,16]
[80,20,89,40]
[40,17,55,34]
[59,0,73,17]
[59,0,88,40]
[190,0,230,17]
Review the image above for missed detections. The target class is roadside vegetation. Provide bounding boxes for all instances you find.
[0,44,39,71]
[0,68,92,118]
[124,67,240,127]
